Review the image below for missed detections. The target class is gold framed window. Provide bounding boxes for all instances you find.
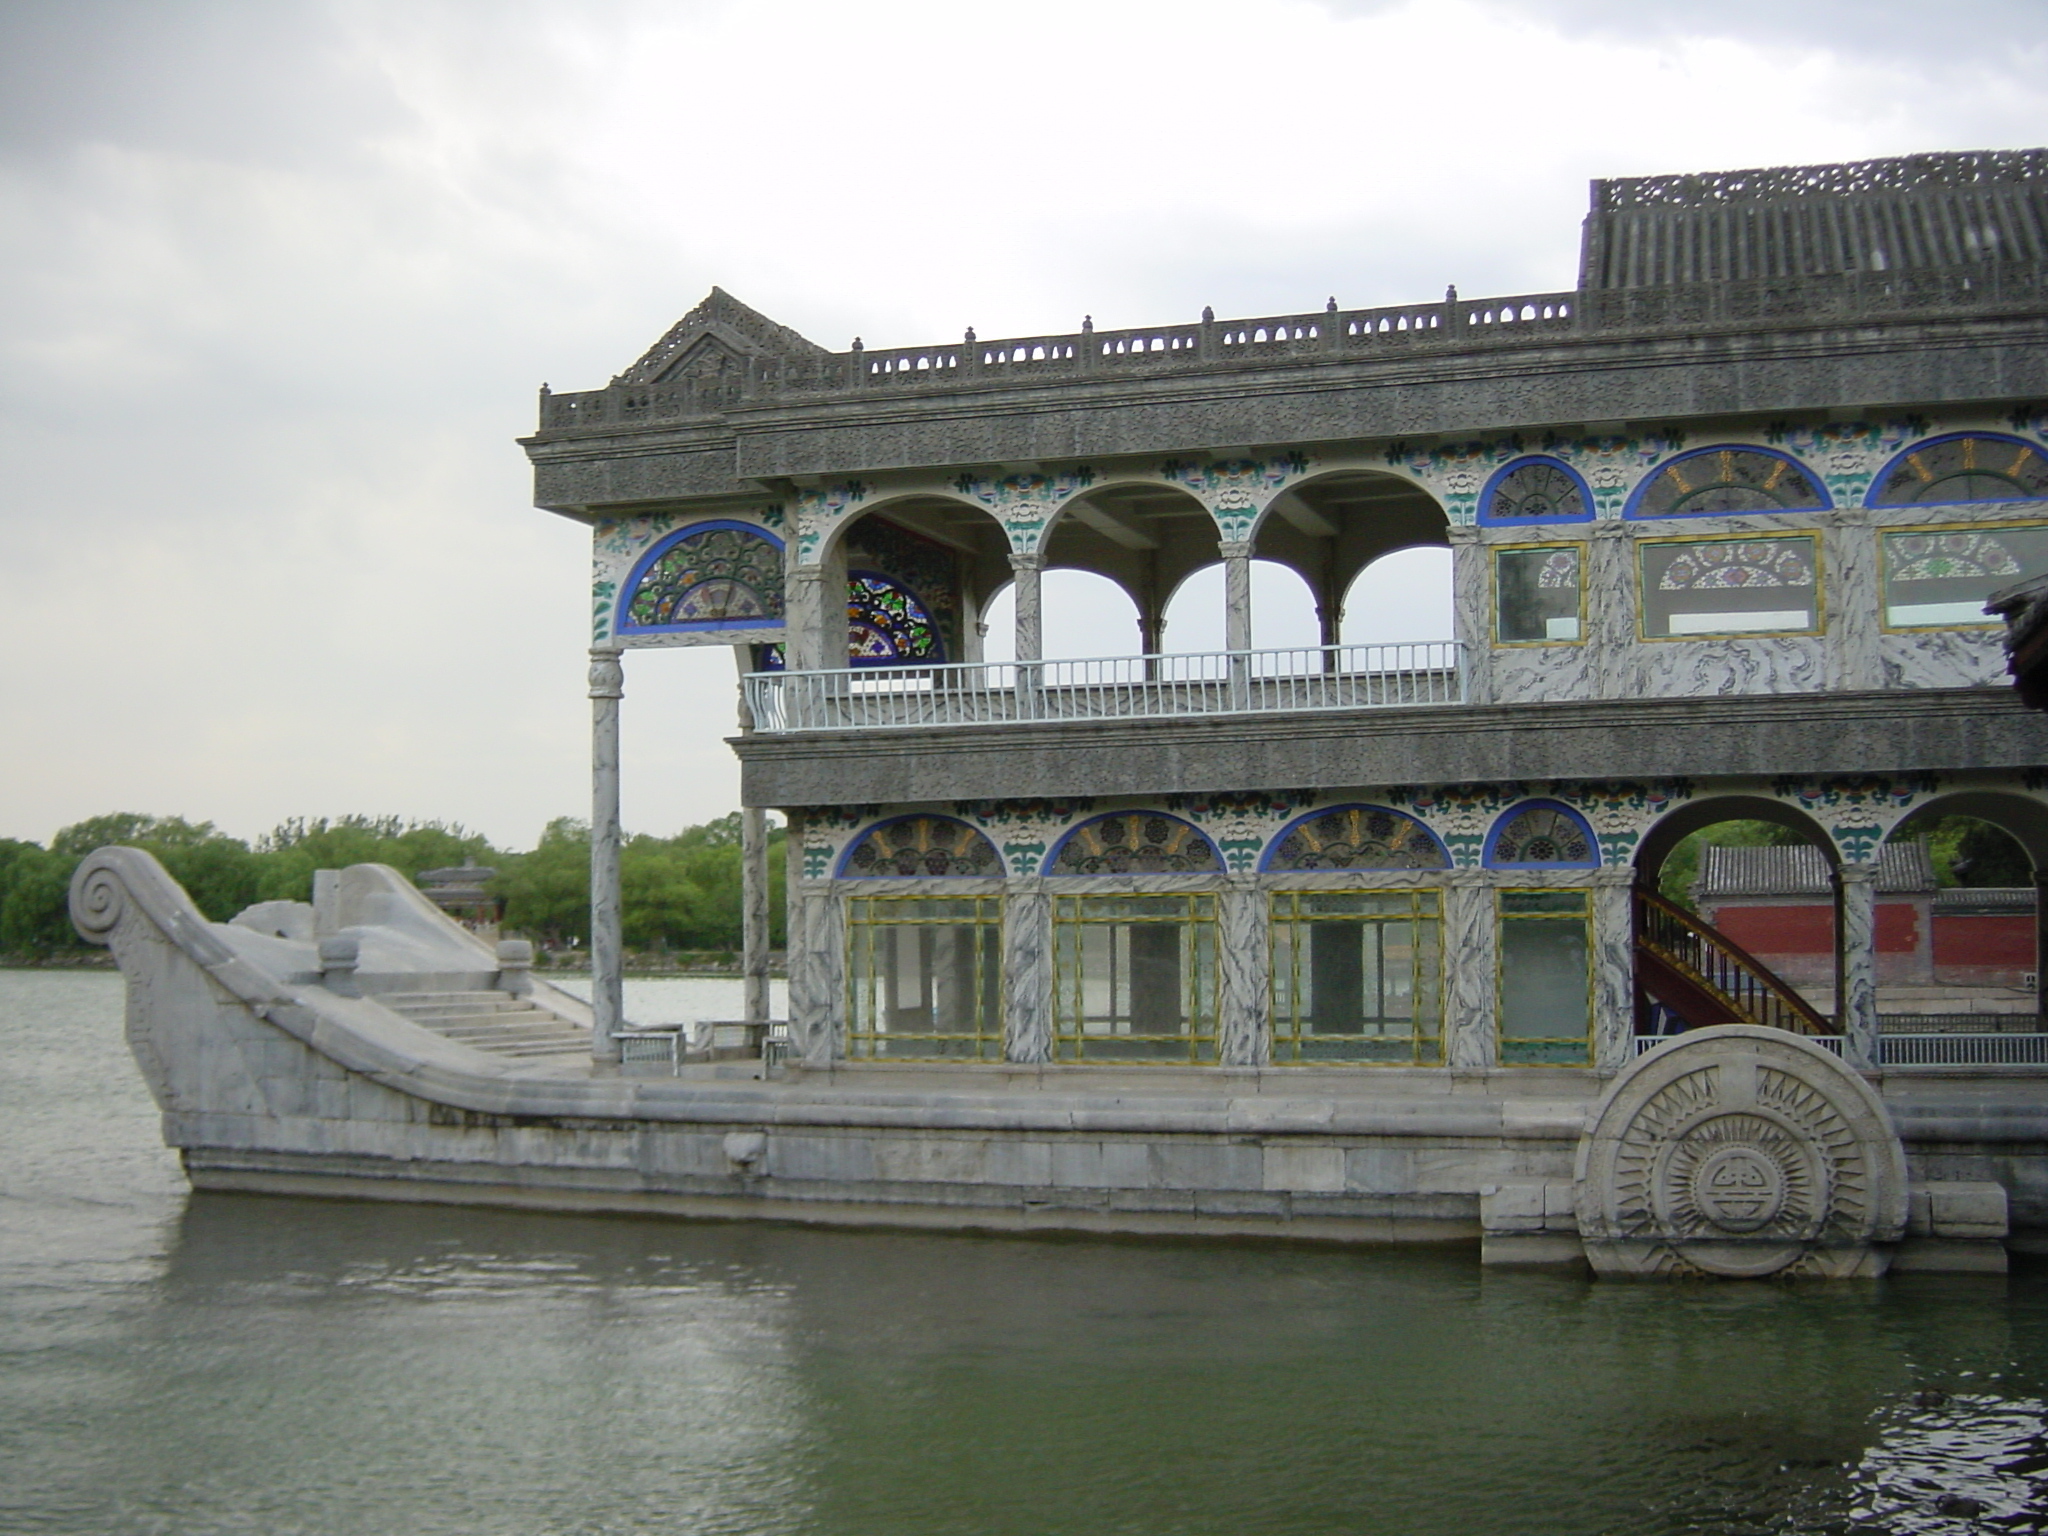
[1493,543,1586,645]
[1880,521,2048,630]
[1637,533,1821,639]
[846,895,1003,1060]
[1270,889,1443,1064]
[1051,894,1218,1063]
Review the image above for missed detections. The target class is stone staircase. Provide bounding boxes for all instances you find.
[377,990,591,1062]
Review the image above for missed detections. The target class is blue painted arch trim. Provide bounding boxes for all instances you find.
[1863,431,2048,509]
[1623,445,1830,520]
[1481,799,1601,869]
[1042,810,1223,875]
[1258,803,1451,873]
[616,519,787,636]
[836,813,1002,878]
[1478,455,1595,526]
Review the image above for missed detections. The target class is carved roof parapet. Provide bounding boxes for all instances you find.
[1596,149,2048,211]
[535,264,2048,435]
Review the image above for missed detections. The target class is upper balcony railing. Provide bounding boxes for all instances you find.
[536,262,2048,432]
[741,642,1464,734]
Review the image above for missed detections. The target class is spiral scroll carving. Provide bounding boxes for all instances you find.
[68,854,133,942]
[1576,1026,1907,1279]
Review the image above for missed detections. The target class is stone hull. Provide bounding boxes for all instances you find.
[71,847,2044,1271]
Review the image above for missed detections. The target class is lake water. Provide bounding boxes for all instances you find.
[4,969,2047,1536]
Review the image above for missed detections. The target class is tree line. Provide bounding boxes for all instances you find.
[0,812,785,963]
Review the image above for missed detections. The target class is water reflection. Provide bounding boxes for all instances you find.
[5,971,2048,1535]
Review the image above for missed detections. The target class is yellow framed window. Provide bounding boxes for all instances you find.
[1052,894,1219,1063]
[1637,533,1820,638]
[1270,889,1443,1064]
[1496,890,1593,1066]
[1493,544,1585,644]
[846,896,1003,1060]
[1880,522,2048,629]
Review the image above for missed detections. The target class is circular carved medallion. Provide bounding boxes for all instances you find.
[1575,1027,1907,1279]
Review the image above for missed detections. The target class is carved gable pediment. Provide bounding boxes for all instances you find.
[616,287,832,385]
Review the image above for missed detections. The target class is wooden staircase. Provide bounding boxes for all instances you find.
[1634,887,1834,1037]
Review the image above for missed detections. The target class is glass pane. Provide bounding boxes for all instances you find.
[1638,537,1818,638]
[1882,525,2048,627]
[1270,897,1444,1065]
[1498,920,1590,1040]
[1053,899,1218,1062]
[1500,891,1587,915]
[847,904,1000,1059]
[1495,546,1582,643]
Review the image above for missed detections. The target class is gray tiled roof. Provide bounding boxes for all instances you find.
[1694,840,1936,898]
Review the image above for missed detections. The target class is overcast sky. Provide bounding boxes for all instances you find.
[3,0,2044,850]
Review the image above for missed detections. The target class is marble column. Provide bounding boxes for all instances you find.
[1824,510,1882,692]
[1221,537,1253,705]
[784,566,825,671]
[1445,872,1496,1070]
[790,887,843,1068]
[1218,878,1268,1066]
[1010,552,1043,662]
[1586,522,1635,699]
[1591,869,1636,1074]
[588,647,625,1062]
[1448,527,1490,704]
[782,809,808,1015]
[1004,880,1053,1063]
[734,648,770,1024]
[1836,863,1879,1068]
[1221,539,1254,652]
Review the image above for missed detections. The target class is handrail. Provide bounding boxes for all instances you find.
[742,641,1464,733]
[1633,887,1834,1037]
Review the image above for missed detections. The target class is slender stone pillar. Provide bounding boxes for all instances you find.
[783,808,808,1014]
[1010,552,1043,662]
[734,649,770,1024]
[791,889,844,1068]
[785,566,825,671]
[1836,864,1879,1068]
[1218,878,1268,1066]
[1445,872,1496,1070]
[1591,869,1635,1074]
[1004,880,1053,1063]
[1221,539,1253,652]
[1221,538,1253,705]
[588,647,625,1062]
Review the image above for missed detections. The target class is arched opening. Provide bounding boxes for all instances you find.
[1040,482,1217,658]
[1251,470,1450,652]
[1339,548,1455,647]
[818,497,1012,667]
[1632,796,1841,1040]
[1885,792,2048,1031]
[1157,560,1322,653]
[980,569,1142,663]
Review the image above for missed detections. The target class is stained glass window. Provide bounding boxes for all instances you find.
[1638,534,1820,637]
[620,524,785,633]
[1486,803,1598,868]
[1871,435,2048,507]
[1270,889,1443,1064]
[846,896,1003,1060]
[1628,448,1826,519]
[841,816,1002,878]
[1263,806,1449,872]
[847,573,944,664]
[1495,544,1583,643]
[1047,812,1222,875]
[1881,523,2048,627]
[1483,458,1590,524]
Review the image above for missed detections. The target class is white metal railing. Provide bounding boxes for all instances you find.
[744,642,1464,733]
[1882,1033,2048,1066]
[1637,1033,1847,1057]
[1634,1032,2048,1066]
